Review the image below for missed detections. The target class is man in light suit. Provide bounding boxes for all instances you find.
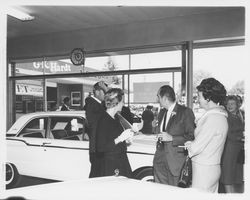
[84,81,108,178]
[153,85,195,186]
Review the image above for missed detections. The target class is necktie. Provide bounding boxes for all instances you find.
[162,111,167,132]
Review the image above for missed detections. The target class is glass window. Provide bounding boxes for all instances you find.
[15,79,44,120]
[19,118,47,138]
[131,50,181,70]
[193,45,246,119]
[128,72,181,131]
[46,76,123,111]
[85,55,129,72]
[49,117,86,140]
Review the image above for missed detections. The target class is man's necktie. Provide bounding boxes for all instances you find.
[162,111,167,132]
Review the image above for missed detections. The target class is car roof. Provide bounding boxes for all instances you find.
[7,111,86,135]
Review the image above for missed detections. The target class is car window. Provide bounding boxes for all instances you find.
[19,118,48,138]
[49,117,87,141]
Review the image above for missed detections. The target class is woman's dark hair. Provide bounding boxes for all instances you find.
[104,88,124,108]
[196,78,227,105]
[158,85,176,102]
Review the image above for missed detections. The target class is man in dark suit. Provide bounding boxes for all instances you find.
[61,97,70,111]
[84,81,108,178]
[153,85,195,186]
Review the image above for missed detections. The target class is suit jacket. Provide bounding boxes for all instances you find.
[84,96,106,153]
[155,103,195,176]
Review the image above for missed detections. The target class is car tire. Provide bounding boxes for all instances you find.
[133,167,154,182]
[6,163,20,189]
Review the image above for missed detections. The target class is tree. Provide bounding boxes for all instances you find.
[228,80,244,95]
[103,56,121,85]
[193,70,212,93]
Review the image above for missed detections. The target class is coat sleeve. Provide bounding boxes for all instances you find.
[188,114,223,157]
[85,98,104,137]
[172,108,195,146]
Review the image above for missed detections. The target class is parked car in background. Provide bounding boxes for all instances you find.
[6,111,156,189]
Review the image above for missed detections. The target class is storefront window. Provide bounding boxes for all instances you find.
[15,79,44,120]
[131,49,181,70]
[193,45,246,119]
[46,75,123,112]
[85,54,129,72]
[10,46,182,126]
[128,72,181,114]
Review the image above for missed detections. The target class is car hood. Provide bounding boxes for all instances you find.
[3,176,199,200]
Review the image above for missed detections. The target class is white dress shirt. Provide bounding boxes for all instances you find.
[160,102,176,132]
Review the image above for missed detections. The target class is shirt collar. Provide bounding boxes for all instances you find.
[91,96,102,104]
[168,102,176,114]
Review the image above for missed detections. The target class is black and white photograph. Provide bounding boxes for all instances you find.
[0,0,248,199]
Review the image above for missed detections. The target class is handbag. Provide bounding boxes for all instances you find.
[178,156,192,188]
[237,148,245,164]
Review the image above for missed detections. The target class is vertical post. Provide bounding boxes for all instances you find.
[172,72,175,90]
[43,58,47,112]
[0,10,6,194]
[128,54,131,106]
[187,41,193,109]
[9,62,16,127]
[181,44,186,105]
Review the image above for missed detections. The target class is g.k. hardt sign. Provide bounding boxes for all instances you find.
[16,60,83,74]
[33,61,72,73]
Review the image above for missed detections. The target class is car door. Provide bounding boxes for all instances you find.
[40,116,90,181]
[7,117,51,178]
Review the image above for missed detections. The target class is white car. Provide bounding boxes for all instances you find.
[3,176,199,200]
[6,111,156,188]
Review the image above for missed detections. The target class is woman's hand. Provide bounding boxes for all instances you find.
[115,129,134,144]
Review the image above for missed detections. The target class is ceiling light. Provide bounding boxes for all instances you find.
[7,7,34,21]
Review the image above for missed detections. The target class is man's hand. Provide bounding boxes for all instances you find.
[157,132,173,142]
[184,141,192,150]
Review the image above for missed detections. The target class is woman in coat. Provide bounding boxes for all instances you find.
[185,78,228,193]
[96,88,134,178]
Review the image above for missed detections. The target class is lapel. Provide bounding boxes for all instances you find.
[166,103,178,131]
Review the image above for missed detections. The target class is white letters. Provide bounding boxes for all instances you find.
[33,61,72,73]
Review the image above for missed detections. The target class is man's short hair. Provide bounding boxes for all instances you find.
[93,81,108,92]
[158,85,176,102]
